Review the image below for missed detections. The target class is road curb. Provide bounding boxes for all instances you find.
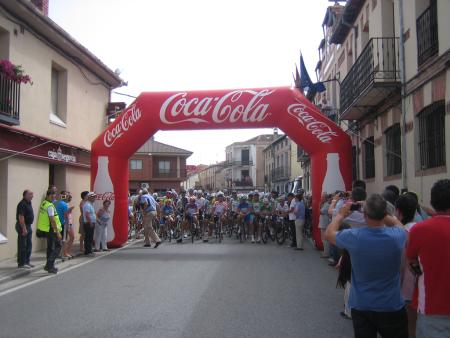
[0,239,142,286]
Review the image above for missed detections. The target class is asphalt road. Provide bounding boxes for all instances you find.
[0,238,353,338]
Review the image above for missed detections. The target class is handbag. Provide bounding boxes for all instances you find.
[35,229,47,238]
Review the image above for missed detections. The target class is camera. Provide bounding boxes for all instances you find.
[409,262,423,276]
[350,203,361,211]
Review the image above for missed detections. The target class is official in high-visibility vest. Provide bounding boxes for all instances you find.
[37,189,62,274]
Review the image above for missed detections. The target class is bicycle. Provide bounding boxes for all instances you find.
[213,215,223,243]
[275,216,293,245]
[261,215,275,244]
[238,216,248,243]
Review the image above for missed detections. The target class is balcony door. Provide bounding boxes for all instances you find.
[241,149,249,165]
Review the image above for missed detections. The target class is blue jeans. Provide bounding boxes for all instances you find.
[15,223,32,266]
[416,314,450,338]
[329,243,340,263]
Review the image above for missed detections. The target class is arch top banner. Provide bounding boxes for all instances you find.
[91,86,352,247]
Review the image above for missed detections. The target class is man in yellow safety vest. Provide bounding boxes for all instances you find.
[37,189,62,274]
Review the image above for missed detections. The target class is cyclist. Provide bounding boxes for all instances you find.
[184,197,199,237]
[237,195,252,241]
[251,192,263,243]
[205,192,227,242]
[161,199,175,235]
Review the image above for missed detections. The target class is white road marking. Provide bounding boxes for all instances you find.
[0,239,143,298]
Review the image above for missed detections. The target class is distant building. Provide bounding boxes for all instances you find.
[182,164,208,190]
[129,138,192,193]
[263,134,304,194]
[198,162,227,192]
[224,133,279,191]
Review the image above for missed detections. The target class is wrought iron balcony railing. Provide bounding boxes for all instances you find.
[0,72,21,125]
[225,160,253,167]
[233,179,253,187]
[153,168,187,178]
[417,1,438,66]
[272,167,290,181]
[340,37,400,119]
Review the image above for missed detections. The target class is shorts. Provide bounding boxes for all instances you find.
[244,214,254,223]
[78,216,85,235]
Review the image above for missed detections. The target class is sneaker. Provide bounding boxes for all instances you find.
[251,236,255,243]
[18,265,30,269]
[295,247,304,251]
[144,243,151,247]
[27,263,35,268]
[47,268,58,274]
[154,242,161,248]
[177,238,183,243]
[256,237,261,243]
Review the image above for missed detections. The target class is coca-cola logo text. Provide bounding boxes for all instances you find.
[104,105,142,148]
[287,102,338,143]
[159,89,275,125]
[95,192,115,201]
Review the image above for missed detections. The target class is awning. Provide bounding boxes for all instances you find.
[0,123,91,168]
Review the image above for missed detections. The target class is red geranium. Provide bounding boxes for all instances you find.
[0,59,32,84]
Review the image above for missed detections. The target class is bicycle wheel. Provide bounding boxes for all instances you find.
[276,224,286,245]
[261,225,268,244]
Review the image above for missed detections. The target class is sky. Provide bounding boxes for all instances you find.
[49,0,331,165]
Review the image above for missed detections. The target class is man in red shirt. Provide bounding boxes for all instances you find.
[407,179,450,337]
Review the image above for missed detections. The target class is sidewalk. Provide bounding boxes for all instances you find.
[0,239,139,286]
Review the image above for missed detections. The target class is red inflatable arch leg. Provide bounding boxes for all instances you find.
[91,87,352,248]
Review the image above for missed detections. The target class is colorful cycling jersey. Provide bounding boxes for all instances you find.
[185,203,198,216]
[162,205,173,215]
[205,200,213,215]
[276,202,289,213]
[237,202,252,214]
[196,197,207,210]
[231,199,239,212]
[252,201,262,214]
[213,201,227,215]
[260,204,272,213]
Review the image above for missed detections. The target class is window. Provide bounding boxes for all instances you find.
[130,159,142,170]
[50,64,67,126]
[363,137,375,179]
[385,124,402,176]
[158,160,170,174]
[241,149,250,165]
[417,101,446,169]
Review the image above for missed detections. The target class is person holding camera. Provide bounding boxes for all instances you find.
[407,179,450,337]
[326,194,408,338]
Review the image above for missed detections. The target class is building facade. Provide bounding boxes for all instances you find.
[129,138,192,194]
[197,162,226,192]
[313,0,449,205]
[0,0,123,259]
[224,134,277,191]
[263,134,304,194]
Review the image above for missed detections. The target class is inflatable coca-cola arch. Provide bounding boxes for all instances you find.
[91,87,352,248]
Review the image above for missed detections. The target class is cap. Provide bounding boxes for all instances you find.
[87,192,97,198]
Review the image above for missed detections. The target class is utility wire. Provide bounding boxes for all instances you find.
[0,139,53,162]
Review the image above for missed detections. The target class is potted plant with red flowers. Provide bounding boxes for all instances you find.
[0,59,32,84]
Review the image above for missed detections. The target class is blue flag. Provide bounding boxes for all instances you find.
[300,55,313,91]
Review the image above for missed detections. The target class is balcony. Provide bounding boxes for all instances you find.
[272,167,290,182]
[417,1,438,67]
[0,72,21,125]
[340,37,400,120]
[321,107,339,123]
[225,160,253,167]
[232,179,253,187]
[152,168,187,179]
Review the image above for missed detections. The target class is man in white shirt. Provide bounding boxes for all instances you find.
[287,193,297,248]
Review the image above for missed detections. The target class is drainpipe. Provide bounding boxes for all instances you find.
[399,0,408,190]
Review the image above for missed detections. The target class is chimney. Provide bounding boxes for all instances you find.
[30,0,49,16]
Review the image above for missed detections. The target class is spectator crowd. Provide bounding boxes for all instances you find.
[14,178,450,337]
